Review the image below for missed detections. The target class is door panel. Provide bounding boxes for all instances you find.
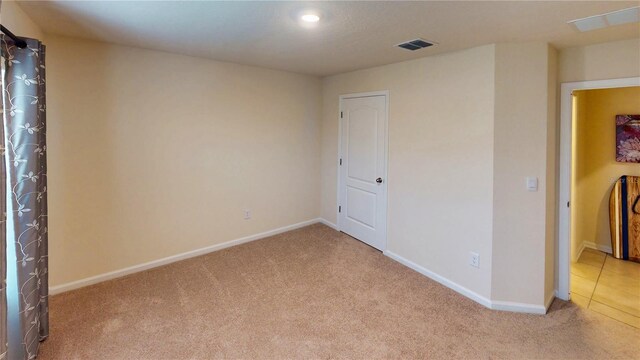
[346,186,377,228]
[347,108,378,183]
[339,94,387,250]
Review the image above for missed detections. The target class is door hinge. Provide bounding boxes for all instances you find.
[340,111,343,118]
[567,201,570,208]
[338,206,341,213]
[339,158,342,165]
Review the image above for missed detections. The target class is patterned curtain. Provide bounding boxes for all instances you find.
[0,46,6,360]
[1,35,48,359]
[1,5,6,359]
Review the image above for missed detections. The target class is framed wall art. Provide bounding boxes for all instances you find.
[616,114,640,163]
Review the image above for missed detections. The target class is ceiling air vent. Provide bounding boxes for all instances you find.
[397,38,436,51]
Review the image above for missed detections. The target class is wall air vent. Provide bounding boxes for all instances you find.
[396,38,436,51]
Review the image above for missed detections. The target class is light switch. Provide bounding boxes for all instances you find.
[526,177,538,192]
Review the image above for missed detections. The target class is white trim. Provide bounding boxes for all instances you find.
[583,241,612,254]
[337,90,390,251]
[383,250,492,308]
[336,97,343,231]
[340,90,390,99]
[491,300,548,315]
[572,240,611,269]
[558,76,640,301]
[318,218,338,230]
[50,218,322,295]
[574,240,612,264]
[384,250,549,314]
[51,218,549,315]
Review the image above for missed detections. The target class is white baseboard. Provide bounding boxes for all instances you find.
[583,241,612,254]
[50,218,323,295]
[383,250,492,309]
[491,300,548,315]
[574,241,612,263]
[384,250,548,315]
[319,218,338,230]
[51,220,549,315]
[488,291,553,315]
[574,242,586,263]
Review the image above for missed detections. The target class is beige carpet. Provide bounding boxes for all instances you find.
[39,224,639,359]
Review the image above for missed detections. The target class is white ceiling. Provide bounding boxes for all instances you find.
[16,1,640,76]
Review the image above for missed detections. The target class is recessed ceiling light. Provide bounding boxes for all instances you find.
[569,6,640,32]
[605,6,639,26]
[570,15,607,32]
[301,14,320,23]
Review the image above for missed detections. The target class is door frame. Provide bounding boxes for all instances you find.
[337,90,390,251]
[557,76,640,300]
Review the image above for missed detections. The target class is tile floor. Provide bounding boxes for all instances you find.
[571,248,640,328]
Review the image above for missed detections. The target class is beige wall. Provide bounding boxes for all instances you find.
[322,45,497,299]
[45,35,322,286]
[1,0,44,40]
[491,43,556,306]
[572,87,640,257]
[559,39,640,83]
[322,43,558,308]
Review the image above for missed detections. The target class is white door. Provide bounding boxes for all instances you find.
[339,93,387,250]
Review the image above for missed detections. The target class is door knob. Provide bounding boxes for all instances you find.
[376,177,383,184]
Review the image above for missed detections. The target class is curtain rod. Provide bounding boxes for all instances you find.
[0,25,27,49]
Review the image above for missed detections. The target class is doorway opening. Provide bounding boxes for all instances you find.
[558,79,640,328]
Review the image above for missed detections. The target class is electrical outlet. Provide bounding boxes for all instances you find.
[470,252,480,268]
[244,210,251,220]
